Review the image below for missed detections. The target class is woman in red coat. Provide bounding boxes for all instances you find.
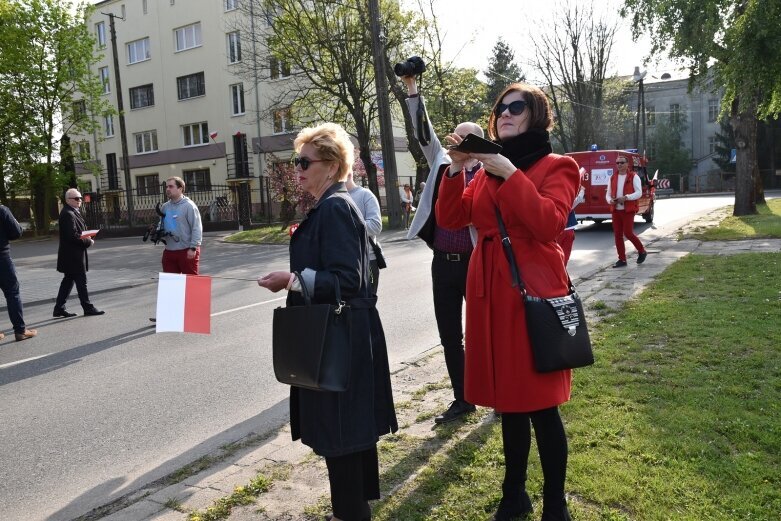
[436,83,580,521]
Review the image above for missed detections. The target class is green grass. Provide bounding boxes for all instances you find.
[369,252,781,520]
[187,474,272,521]
[686,199,781,240]
[223,216,391,244]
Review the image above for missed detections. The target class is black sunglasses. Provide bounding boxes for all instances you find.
[69,196,83,201]
[494,100,528,117]
[615,161,627,165]
[294,156,328,171]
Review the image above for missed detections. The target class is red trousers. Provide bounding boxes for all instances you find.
[162,248,200,274]
[611,210,645,262]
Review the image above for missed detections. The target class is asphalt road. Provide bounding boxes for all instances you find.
[0,194,740,520]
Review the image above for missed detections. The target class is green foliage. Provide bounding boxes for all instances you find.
[422,67,488,140]
[187,474,271,521]
[484,38,525,108]
[646,113,691,178]
[712,117,736,173]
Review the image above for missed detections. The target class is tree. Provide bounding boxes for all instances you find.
[646,113,691,189]
[0,0,110,231]
[622,0,781,215]
[233,0,417,200]
[531,1,620,153]
[265,154,315,229]
[712,117,736,174]
[484,38,525,107]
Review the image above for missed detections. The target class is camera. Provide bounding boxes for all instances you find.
[394,56,426,77]
[142,202,174,245]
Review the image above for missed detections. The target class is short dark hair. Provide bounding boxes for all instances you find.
[487,83,554,140]
[166,176,185,191]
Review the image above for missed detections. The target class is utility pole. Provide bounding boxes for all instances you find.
[104,12,134,226]
[367,0,401,228]
[633,66,647,156]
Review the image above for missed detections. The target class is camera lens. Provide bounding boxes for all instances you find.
[394,61,413,77]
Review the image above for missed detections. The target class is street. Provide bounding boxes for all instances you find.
[0,194,737,521]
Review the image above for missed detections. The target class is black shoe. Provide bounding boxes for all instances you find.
[493,493,533,520]
[83,308,105,316]
[434,400,476,424]
[53,308,77,318]
[541,498,571,521]
[612,260,627,268]
[637,251,648,264]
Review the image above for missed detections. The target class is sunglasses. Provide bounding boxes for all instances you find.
[494,100,528,117]
[69,196,83,201]
[294,156,328,171]
[615,161,627,165]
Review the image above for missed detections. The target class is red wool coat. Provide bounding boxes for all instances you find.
[436,154,580,412]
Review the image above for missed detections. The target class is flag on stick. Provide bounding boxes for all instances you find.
[155,273,212,334]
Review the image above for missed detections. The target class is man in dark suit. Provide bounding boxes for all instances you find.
[53,188,104,317]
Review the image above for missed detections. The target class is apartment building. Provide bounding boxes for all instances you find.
[73,0,412,225]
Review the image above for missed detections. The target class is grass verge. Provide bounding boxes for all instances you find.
[685,199,781,240]
[223,216,392,244]
[187,474,272,521]
[369,252,781,520]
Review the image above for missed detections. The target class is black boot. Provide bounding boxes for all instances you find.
[492,491,532,520]
[540,498,571,521]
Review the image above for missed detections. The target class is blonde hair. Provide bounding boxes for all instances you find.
[487,83,554,140]
[293,123,354,181]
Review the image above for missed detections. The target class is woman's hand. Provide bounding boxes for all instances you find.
[471,153,518,180]
[258,271,291,292]
[444,133,470,172]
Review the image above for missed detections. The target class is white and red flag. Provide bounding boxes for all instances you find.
[209,131,219,140]
[155,273,212,334]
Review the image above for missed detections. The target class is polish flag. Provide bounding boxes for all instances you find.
[155,273,212,334]
[209,131,219,140]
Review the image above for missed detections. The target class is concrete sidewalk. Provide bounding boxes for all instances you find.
[78,207,781,521]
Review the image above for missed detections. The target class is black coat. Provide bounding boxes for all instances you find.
[287,183,397,457]
[57,205,91,274]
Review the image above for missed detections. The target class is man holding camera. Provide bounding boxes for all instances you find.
[160,176,202,275]
[401,67,479,424]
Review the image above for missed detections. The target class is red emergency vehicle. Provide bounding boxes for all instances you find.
[566,149,656,225]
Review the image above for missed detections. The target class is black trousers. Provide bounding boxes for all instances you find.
[55,272,93,311]
[325,446,379,521]
[431,252,470,402]
[501,407,568,510]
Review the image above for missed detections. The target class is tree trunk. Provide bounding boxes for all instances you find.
[730,98,758,216]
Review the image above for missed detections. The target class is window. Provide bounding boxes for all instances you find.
[645,105,655,127]
[227,31,241,63]
[103,114,114,137]
[127,37,151,64]
[142,0,148,14]
[136,174,159,195]
[99,66,110,94]
[175,22,202,52]
[670,103,681,124]
[269,55,290,79]
[182,122,209,147]
[95,22,106,47]
[273,107,290,133]
[183,168,212,191]
[129,84,154,109]
[73,100,87,121]
[708,136,717,155]
[177,72,205,100]
[133,130,158,154]
[225,0,238,10]
[708,99,719,122]
[75,141,91,162]
[230,83,245,115]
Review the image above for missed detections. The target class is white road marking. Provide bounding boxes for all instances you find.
[0,354,51,370]
[210,296,286,317]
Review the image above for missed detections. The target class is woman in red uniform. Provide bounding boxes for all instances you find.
[436,83,580,521]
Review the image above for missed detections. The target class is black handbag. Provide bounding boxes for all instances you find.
[272,272,352,391]
[369,236,387,269]
[494,207,594,373]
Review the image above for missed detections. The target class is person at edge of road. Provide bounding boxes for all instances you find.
[436,82,580,521]
[0,204,37,341]
[257,122,397,521]
[401,73,478,425]
[345,170,383,295]
[53,188,105,318]
[555,182,585,266]
[606,153,647,268]
[160,176,203,274]
[399,183,414,229]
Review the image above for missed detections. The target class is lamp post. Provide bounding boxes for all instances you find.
[633,66,647,156]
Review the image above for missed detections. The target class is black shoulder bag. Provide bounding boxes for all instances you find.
[494,207,594,372]
[368,236,387,269]
[272,273,352,391]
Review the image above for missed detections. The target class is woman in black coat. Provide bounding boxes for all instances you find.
[258,122,397,521]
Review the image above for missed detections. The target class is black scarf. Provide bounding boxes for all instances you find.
[499,128,553,171]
